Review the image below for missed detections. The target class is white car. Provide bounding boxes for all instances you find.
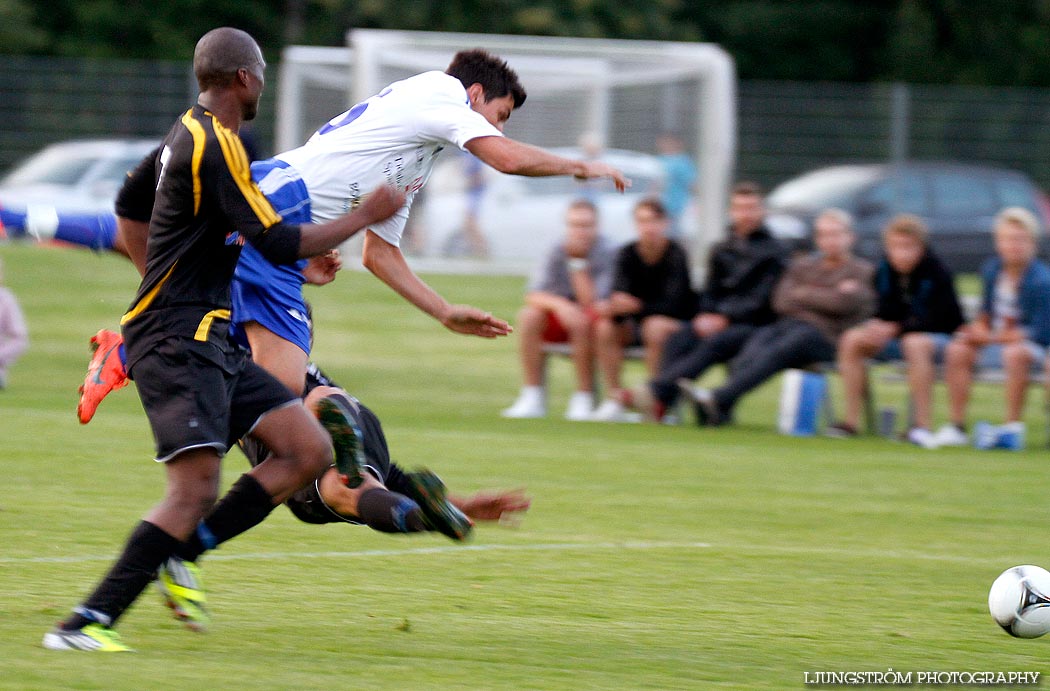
[416,147,692,263]
[0,138,159,215]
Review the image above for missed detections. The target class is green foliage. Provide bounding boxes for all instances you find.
[0,242,1047,688]
[7,0,1050,84]
[885,0,1050,86]
[0,0,47,52]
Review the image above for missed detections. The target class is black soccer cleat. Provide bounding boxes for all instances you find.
[403,469,474,542]
[315,397,365,488]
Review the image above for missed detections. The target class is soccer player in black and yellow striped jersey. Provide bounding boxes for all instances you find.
[43,27,404,652]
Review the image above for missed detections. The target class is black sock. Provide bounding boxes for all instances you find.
[176,473,277,562]
[63,520,181,630]
[355,488,427,533]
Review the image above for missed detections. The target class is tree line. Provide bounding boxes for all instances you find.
[2,0,1049,86]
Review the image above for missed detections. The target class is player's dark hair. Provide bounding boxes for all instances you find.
[731,180,764,198]
[635,197,668,219]
[446,49,527,108]
[568,198,598,216]
[193,27,264,91]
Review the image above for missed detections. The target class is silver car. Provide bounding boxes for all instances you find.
[0,138,158,215]
[417,147,693,264]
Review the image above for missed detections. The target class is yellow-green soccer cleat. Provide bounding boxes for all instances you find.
[42,623,133,652]
[315,397,365,488]
[403,469,474,542]
[156,556,210,632]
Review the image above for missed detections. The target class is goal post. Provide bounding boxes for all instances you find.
[276,30,736,278]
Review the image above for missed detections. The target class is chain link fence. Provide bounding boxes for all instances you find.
[3,54,1050,194]
[0,55,276,173]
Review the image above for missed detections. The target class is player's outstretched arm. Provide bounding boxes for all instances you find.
[450,489,531,523]
[362,230,511,338]
[297,185,405,258]
[465,136,630,192]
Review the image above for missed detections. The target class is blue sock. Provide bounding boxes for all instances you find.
[0,208,27,238]
[52,213,118,252]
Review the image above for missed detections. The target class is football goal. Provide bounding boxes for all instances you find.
[276,29,736,276]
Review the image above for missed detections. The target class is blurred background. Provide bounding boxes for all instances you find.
[3,0,1050,272]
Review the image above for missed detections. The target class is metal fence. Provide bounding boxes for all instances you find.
[738,80,1050,190]
[0,55,276,173]
[3,55,1050,193]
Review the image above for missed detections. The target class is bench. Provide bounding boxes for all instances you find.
[539,341,644,395]
[540,341,844,426]
[542,325,1050,444]
[872,361,1050,445]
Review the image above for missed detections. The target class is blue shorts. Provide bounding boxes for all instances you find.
[875,332,953,363]
[975,341,1047,371]
[230,158,313,355]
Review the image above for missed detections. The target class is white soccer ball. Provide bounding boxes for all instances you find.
[989,565,1050,638]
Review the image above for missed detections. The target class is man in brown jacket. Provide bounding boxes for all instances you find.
[682,208,875,425]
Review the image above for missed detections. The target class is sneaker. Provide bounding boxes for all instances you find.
[933,423,969,448]
[629,385,660,421]
[403,469,473,541]
[974,421,1026,451]
[824,422,859,439]
[564,391,594,421]
[997,422,1026,451]
[676,380,726,426]
[659,411,681,426]
[42,623,133,652]
[501,388,546,419]
[76,329,129,424]
[905,427,939,449]
[156,556,210,632]
[589,398,642,423]
[315,397,365,489]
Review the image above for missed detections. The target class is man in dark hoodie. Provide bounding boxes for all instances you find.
[681,207,876,426]
[643,181,785,422]
[828,214,964,448]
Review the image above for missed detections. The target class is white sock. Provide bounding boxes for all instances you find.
[25,205,59,241]
[518,386,544,402]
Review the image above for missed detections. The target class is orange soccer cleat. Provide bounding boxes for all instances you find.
[77,329,129,424]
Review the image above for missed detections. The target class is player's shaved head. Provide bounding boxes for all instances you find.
[193,27,265,91]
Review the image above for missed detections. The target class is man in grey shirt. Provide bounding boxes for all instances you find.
[502,199,615,420]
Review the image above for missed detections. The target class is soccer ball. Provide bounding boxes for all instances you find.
[988,565,1050,638]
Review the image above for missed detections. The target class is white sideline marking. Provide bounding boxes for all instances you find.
[0,540,1015,566]
[5,541,707,565]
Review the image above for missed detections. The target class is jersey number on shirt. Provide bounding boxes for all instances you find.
[156,145,172,191]
[315,86,393,136]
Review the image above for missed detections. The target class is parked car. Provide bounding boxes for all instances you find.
[764,162,1050,272]
[0,138,159,215]
[417,147,694,263]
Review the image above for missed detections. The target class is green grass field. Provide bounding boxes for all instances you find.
[1,242,1048,690]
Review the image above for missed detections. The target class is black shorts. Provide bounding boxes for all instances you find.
[238,364,393,524]
[132,337,298,462]
[612,315,644,347]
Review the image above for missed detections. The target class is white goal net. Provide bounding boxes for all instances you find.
[276,29,736,276]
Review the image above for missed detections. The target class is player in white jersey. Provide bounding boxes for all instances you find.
[62,48,630,405]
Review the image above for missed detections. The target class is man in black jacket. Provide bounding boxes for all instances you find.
[645,181,786,421]
[828,214,964,447]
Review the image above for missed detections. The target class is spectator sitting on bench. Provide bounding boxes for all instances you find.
[643,180,785,423]
[681,208,875,426]
[937,207,1050,450]
[827,214,964,448]
[502,199,616,420]
[590,197,697,422]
